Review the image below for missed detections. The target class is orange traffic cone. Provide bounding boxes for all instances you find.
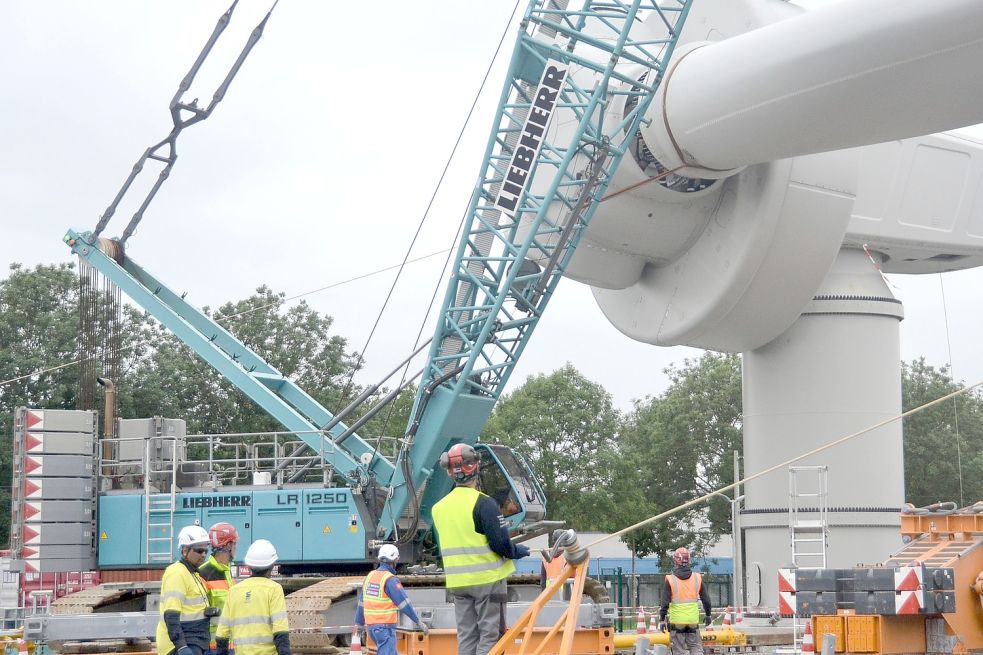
[802,621,815,653]
[16,639,29,655]
[351,629,363,655]
[648,613,659,633]
[636,608,646,634]
[723,606,732,626]
[736,606,744,625]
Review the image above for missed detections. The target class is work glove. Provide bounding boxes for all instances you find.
[176,646,194,655]
[514,544,531,558]
[416,620,430,636]
[704,615,712,627]
[657,621,667,633]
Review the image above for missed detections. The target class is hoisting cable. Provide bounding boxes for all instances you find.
[91,0,278,243]
[370,200,474,455]
[343,0,525,481]
[389,364,466,545]
[0,359,95,388]
[337,0,524,409]
[272,340,433,474]
[216,248,451,322]
[938,273,965,507]
[583,379,983,551]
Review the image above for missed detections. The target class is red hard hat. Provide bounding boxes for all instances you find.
[672,547,690,566]
[208,522,239,550]
[439,444,480,483]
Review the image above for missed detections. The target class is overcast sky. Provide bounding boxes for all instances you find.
[4,0,983,413]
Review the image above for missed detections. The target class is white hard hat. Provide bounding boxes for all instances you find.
[178,525,210,548]
[244,539,279,568]
[377,544,399,563]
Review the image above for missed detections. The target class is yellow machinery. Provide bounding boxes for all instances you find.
[611,627,747,650]
[365,532,615,655]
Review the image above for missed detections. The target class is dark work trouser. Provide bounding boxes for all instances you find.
[450,579,507,655]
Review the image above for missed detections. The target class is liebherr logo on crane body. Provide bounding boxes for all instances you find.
[494,60,569,215]
[182,495,251,509]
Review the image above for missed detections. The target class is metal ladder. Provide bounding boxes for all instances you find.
[789,465,829,651]
[144,436,179,564]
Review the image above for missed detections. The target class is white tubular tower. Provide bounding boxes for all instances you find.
[560,0,983,607]
[742,248,905,606]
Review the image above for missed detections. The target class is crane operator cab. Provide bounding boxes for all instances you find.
[474,444,547,529]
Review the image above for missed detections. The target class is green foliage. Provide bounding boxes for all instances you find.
[902,358,983,507]
[618,353,743,563]
[483,363,622,531]
[0,263,84,543]
[0,267,405,546]
[122,287,364,436]
[8,263,983,561]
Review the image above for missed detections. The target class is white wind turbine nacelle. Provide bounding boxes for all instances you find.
[559,0,983,352]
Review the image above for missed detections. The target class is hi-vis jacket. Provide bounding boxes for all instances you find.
[216,576,290,655]
[667,572,703,626]
[431,486,516,589]
[354,564,421,627]
[156,559,211,654]
[199,555,235,648]
[361,570,398,624]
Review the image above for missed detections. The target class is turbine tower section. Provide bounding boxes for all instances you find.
[742,248,905,607]
[566,0,983,608]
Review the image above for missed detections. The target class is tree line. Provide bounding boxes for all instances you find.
[2,263,981,563]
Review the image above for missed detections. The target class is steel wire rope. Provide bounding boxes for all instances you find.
[341,0,524,405]
[214,248,451,322]
[0,247,453,391]
[374,160,690,535]
[938,273,965,506]
[366,0,524,476]
[0,360,94,388]
[365,0,526,544]
[581,379,983,552]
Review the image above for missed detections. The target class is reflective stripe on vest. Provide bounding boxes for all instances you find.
[668,573,702,626]
[431,486,516,589]
[215,577,289,655]
[362,570,398,625]
[156,561,211,655]
[200,556,236,647]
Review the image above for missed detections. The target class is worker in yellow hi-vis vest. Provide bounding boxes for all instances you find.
[199,522,239,655]
[157,525,212,655]
[431,444,530,655]
[658,547,712,655]
[215,540,290,655]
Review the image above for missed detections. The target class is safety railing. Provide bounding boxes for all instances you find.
[97,430,404,491]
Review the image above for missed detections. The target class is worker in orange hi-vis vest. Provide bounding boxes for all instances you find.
[354,545,428,655]
[658,547,712,655]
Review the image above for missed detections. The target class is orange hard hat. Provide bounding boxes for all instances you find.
[208,522,239,550]
[439,443,480,483]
